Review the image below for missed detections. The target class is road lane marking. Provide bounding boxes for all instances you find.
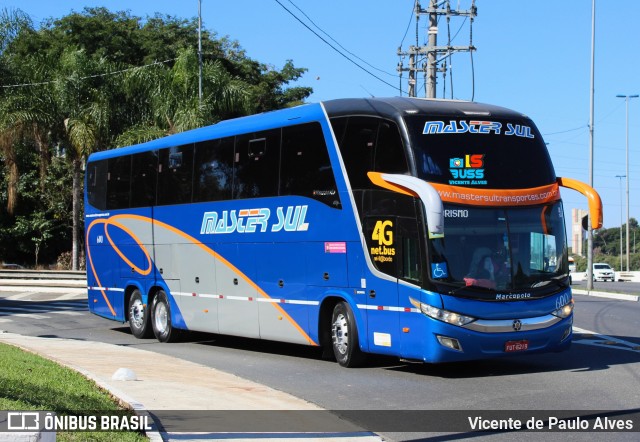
[8,313,50,320]
[53,311,85,316]
[5,292,38,300]
[573,326,640,352]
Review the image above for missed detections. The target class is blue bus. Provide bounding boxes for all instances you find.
[84,97,602,366]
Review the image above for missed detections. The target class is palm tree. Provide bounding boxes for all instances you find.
[54,49,116,270]
[117,48,251,146]
[0,55,59,215]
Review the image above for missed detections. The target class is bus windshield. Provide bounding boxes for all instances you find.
[404,116,556,189]
[428,201,569,294]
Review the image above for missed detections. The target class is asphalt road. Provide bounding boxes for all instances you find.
[1,289,639,441]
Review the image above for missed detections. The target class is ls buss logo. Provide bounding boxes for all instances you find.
[201,205,309,235]
[449,154,487,185]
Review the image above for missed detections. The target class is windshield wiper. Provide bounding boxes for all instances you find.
[447,282,496,297]
[531,276,569,291]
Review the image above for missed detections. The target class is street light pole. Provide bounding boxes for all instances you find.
[198,0,203,106]
[616,175,626,271]
[616,94,638,272]
[587,0,595,290]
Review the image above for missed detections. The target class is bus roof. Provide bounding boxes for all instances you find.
[88,101,326,161]
[88,97,531,162]
[322,97,530,120]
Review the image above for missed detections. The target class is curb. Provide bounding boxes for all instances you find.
[0,335,164,442]
[572,288,639,302]
[0,333,382,442]
[56,363,164,442]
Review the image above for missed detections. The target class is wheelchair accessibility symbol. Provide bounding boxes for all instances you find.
[431,262,448,279]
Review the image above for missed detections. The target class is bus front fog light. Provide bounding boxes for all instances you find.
[436,335,463,352]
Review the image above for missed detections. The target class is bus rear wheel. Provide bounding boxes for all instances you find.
[151,290,179,343]
[128,289,152,339]
[331,301,365,367]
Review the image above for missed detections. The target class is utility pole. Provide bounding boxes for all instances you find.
[397,0,477,98]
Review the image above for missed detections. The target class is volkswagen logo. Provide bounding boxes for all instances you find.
[512,319,522,331]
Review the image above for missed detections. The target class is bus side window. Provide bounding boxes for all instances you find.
[333,117,377,191]
[362,199,422,281]
[234,129,280,199]
[281,122,341,209]
[398,216,422,284]
[375,121,409,174]
[130,150,158,208]
[107,156,132,210]
[193,137,234,202]
[364,216,398,277]
[87,159,108,211]
[332,116,409,191]
[157,144,194,206]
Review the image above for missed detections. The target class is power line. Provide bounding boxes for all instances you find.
[542,125,588,136]
[273,0,399,92]
[1,58,175,90]
[283,0,396,78]
[399,1,418,48]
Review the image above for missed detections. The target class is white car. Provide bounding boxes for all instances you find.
[592,263,615,282]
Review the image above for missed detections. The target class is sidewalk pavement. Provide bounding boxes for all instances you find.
[0,331,381,441]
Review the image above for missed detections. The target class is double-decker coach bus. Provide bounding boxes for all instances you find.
[84,97,602,366]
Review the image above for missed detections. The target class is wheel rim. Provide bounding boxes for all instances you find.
[332,312,349,355]
[129,298,144,329]
[154,301,168,334]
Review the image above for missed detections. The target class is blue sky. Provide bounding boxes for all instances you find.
[5,0,640,241]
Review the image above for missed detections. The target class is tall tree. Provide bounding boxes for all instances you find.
[1,7,313,268]
[117,48,251,145]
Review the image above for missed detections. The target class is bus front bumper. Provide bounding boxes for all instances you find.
[418,314,573,363]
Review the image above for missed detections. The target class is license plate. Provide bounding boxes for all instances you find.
[505,340,529,352]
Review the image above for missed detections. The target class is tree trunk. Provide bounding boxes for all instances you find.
[72,157,81,271]
[32,124,50,191]
[0,134,19,215]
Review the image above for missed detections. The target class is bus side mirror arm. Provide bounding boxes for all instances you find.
[557,177,603,230]
[367,172,444,238]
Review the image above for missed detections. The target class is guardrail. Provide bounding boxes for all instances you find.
[572,271,640,283]
[0,270,86,290]
[0,270,86,280]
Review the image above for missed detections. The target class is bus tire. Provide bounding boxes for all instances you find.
[151,290,179,343]
[331,301,365,367]
[128,289,152,339]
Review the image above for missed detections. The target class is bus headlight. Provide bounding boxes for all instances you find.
[410,297,476,327]
[551,300,574,319]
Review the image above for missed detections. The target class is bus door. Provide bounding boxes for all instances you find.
[363,216,401,354]
[363,209,424,356]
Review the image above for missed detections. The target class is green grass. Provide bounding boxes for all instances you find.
[0,342,148,441]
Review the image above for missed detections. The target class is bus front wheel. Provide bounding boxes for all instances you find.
[331,301,365,367]
[151,290,179,343]
[128,289,152,339]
